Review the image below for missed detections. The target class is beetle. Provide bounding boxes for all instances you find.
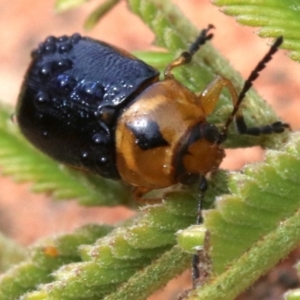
[16,25,289,284]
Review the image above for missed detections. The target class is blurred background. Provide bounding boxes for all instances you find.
[0,0,299,299]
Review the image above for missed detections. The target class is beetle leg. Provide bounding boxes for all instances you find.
[132,186,162,204]
[196,176,208,225]
[164,25,214,79]
[192,175,208,288]
[217,36,290,140]
[132,186,151,202]
[235,114,290,136]
[198,75,239,116]
[198,75,290,138]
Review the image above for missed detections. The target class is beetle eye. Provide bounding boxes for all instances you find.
[202,123,220,143]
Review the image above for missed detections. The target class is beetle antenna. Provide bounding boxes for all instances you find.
[218,36,283,143]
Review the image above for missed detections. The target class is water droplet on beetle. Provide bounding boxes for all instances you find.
[81,152,89,159]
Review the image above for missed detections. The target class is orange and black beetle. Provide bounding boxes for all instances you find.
[16,25,288,284]
[16,26,288,198]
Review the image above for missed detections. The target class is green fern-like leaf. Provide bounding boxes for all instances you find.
[84,0,121,30]
[213,0,300,61]
[0,0,297,299]
[184,132,300,299]
[285,290,300,300]
[0,233,26,272]
[15,193,196,300]
[55,0,121,29]
[0,225,113,300]
[55,0,88,12]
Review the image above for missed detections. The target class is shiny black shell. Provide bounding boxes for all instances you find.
[17,34,159,179]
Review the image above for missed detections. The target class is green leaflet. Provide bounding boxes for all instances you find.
[54,0,88,12]
[0,233,26,272]
[285,289,300,300]
[208,132,300,273]
[213,0,300,61]
[20,193,196,300]
[0,225,113,300]
[55,0,121,29]
[84,0,121,30]
[187,132,300,300]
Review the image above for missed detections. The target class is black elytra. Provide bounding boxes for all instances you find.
[17,33,159,178]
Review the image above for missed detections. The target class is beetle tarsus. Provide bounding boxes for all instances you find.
[164,24,214,78]
[219,36,284,139]
[236,116,290,136]
[189,24,215,55]
[192,253,200,288]
[192,175,208,287]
